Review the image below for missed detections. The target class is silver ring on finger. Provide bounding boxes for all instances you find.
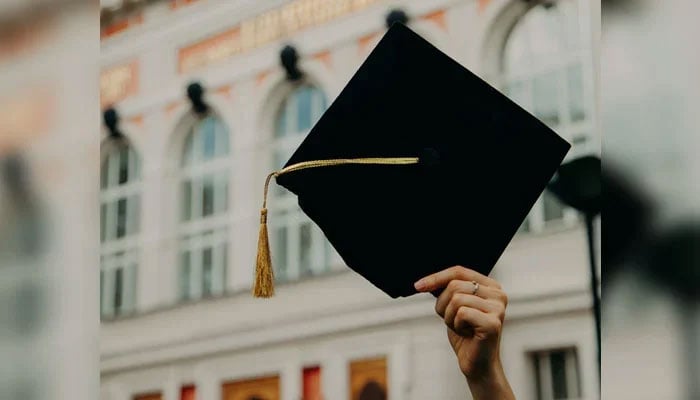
[472,281,479,296]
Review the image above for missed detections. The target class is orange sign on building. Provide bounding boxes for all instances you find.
[422,9,448,31]
[100,61,139,107]
[303,366,322,400]
[178,27,243,74]
[177,0,384,74]
[349,357,388,400]
[133,393,162,400]
[101,13,144,40]
[222,375,280,400]
[180,385,196,400]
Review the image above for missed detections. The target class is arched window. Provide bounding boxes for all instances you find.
[100,141,140,318]
[270,84,329,282]
[178,114,230,301]
[502,0,593,233]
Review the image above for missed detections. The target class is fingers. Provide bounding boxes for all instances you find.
[414,265,501,293]
[434,280,501,318]
[443,293,500,325]
[453,306,502,339]
[421,267,508,339]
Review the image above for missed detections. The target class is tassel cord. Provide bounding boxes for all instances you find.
[254,157,420,298]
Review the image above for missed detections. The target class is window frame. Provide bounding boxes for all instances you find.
[268,83,330,283]
[100,250,138,318]
[501,0,596,234]
[532,347,582,400]
[100,141,141,318]
[178,229,228,301]
[177,113,231,302]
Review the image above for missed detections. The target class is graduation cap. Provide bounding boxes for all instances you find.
[254,23,570,298]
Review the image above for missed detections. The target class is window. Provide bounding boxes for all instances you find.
[100,142,140,318]
[270,84,329,282]
[179,115,229,301]
[503,0,594,232]
[303,366,322,400]
[180,385,196,400]
[532,348,581,400]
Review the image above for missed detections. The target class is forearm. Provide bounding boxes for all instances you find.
[466,360,515,400]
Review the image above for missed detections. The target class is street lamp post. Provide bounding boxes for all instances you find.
[547,155,601,389]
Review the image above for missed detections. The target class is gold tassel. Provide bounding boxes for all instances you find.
[254,172,277,298]
[254,208,275,297]
[253,157,419,298]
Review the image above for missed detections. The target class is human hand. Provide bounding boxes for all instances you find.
[415,266,514,400]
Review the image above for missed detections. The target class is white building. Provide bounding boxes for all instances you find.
[99,0,600,399]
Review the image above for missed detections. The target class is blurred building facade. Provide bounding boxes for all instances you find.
[99,0,600,399]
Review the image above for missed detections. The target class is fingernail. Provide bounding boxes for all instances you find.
[414,279,427,291]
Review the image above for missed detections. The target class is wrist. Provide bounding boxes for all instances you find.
[465,359,515,400]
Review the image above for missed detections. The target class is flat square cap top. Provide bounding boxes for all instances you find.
[271,23,571,298]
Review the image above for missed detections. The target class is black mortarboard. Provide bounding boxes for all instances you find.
[253,23,570,298]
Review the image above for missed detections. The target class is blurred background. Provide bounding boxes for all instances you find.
[5,0,697,399]
[0,1,98,400]
[601,0,700,399]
